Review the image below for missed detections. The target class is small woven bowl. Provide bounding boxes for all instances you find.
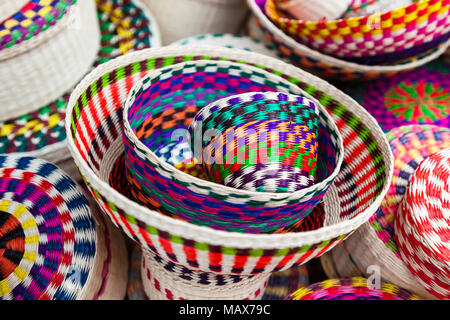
[265,0,450,64]
[395,147,450,300]
[66,46,393,276]
[285,277,422,300]
[247,0,450,81]
[0,155,127,300]
[123,60,343,234]
[189,92,323,193]
[328,124,450,299]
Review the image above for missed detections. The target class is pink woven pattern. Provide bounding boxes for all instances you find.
[266,0,450,59]
[395,147,450,299]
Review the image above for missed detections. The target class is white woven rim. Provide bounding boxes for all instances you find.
[247,0,450,73]
[65,45,393,249]
[122,61,344,202]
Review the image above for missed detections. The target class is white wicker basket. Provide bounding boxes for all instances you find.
[0,0,100,121]
[141,0,249,44]
[344,0,412,18]
[279,0,352,21]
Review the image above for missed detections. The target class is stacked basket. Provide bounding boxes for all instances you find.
[65,46,394,300]
[246,0,450,80]
[0,0,161,182]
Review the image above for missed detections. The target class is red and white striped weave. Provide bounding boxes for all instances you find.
[395,147,450,299]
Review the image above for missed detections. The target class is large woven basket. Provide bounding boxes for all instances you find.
[286,277,422,300]
[247,0,450,81]
[327,125,450,299]
[395,147,450,299]
[0,0,161,181]
[0,0,100,121]
[266,0,450,65]
[122,65,343,234]
[66,46,393,279]
[0,156,127,300]
[338,59,450,132]
[141,0,249,45]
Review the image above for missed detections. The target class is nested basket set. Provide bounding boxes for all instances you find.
[0,0,449,300]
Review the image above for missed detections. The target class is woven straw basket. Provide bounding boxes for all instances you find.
[65,46,393,283]
[0,156,127,300]
[395,147,450,299]
[0,0,161,183]
[326,125,450,300]
[266,0,450,64]
[0,0,100,121]
[127,245,310,300]
[170,33,284,60]
[122,63,343,234]
[247,0,450,81]
[286,277,422,300]
[141,0,249,45]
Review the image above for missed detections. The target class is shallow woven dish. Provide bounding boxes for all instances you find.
[329,124,450,299]
[0,0,161,175]
[0,0,100,121]
[170,33,284,60]
[266,0,450,64]
[339,59,450,131]
[395,147,450,299]
[141,0,249,45]
[123,70,343,233]
[127,245,309,300]
[0,156,127,300]
[285,277,422,300]
[247,0,450,81]
[66,46,393,275]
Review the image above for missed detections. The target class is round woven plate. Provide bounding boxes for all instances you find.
[127,245,309,300]
[329,124,450,299]
[0,0,161,162]
[66,46,393,276]
[0,156,96,300]
[339,59,450,131]
[286,277,422,300]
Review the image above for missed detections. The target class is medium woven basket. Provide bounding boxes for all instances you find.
[0,0,161,180]
[0,0,100,121]
[338,59,450,132]
[395,147,450,299]
[328,125,450,299]
[0,156,127,300]
[247,0,450,81]
[285,277,422,300]
[65,46,393,277]
[170,33,284,60]
[266,0,450,64]
[141,0,249,45]
[123,68,343,233]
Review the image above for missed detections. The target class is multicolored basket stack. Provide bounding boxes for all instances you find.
[0,156,128,300]
[140,0,249,45]
[338,59,450,132]
[285,277,422,300]
[0,0,161,181]
[65,46,393,300]
[122,60,343,234]
[324,125,450,299]
[246,0,450,80]
[395,147,450,299]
